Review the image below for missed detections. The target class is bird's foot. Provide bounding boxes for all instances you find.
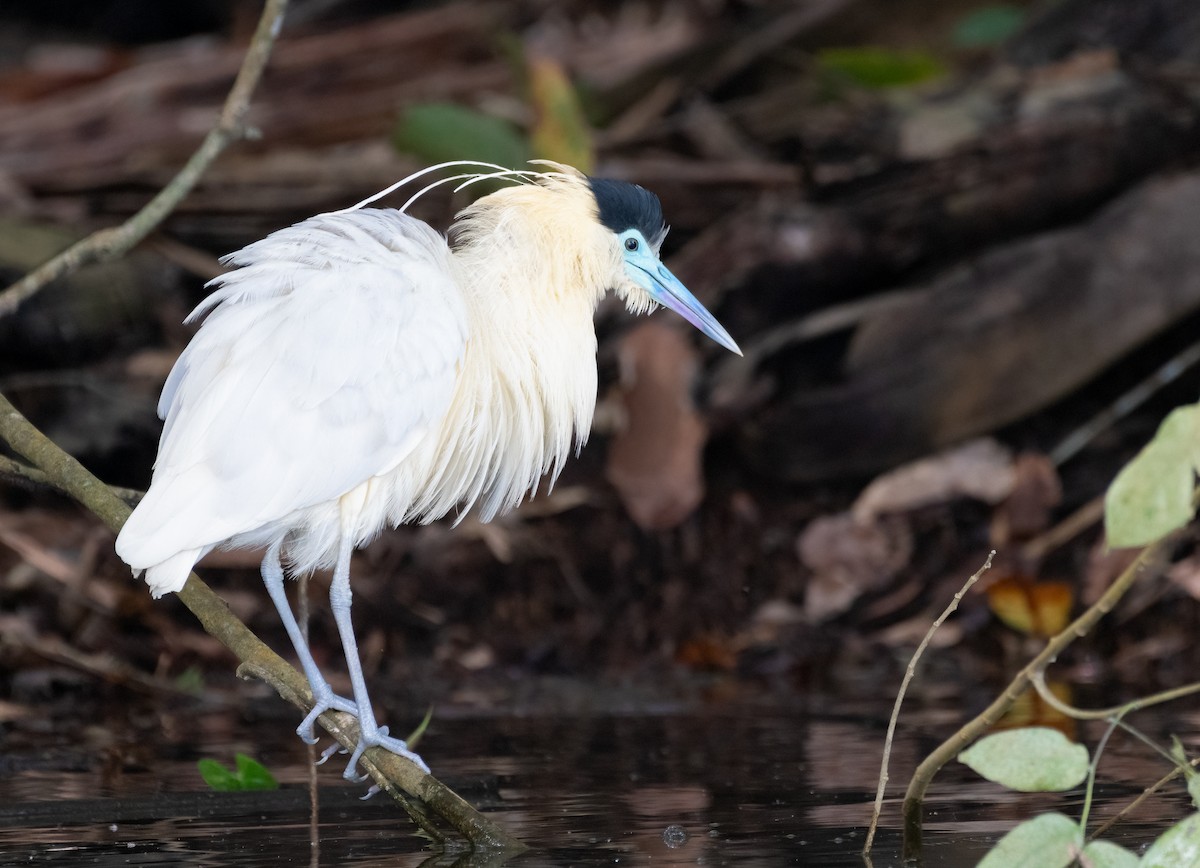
[297,681,357,745]
[343,721,430,779]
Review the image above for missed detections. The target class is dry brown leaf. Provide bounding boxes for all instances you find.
[853,438,1015,522]
[797,513,913,622]
[1167,553,1200,600]
[986,574,1073,637]
[991,452,1063,545]
[675,633,738,671]
[0,699,32,723]
[1082,537,1140,606]
[605,322,708,531]
[998,679,1076,735]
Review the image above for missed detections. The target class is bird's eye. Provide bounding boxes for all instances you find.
[624,237,639,252]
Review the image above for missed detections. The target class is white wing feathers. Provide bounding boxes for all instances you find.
[116,210,467,595]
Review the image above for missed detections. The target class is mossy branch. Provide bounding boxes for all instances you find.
[0,0,289,318]
[0,391,525,852]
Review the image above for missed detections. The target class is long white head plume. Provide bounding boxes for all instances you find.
[328,160,573,217]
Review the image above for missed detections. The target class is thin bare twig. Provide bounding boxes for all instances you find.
[1029,669,1200,722]
[1049,335,1200,466]
[0,454,142,505]
[862,552,993,858]
[0,0,289,318]
[1089,755,1200,840]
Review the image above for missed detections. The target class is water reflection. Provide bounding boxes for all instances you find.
[0,688,1168,865]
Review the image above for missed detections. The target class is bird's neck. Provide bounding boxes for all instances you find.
[426,184,610,519]
[449,180,616,312]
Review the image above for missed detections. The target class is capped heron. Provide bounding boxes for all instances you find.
[115,161,740,778]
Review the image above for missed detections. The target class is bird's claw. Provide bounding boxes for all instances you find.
[317,741,346,765]
[341,722,431,780]
[360,784,381,800]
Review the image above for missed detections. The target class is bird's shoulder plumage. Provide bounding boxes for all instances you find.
[116,209,468,594]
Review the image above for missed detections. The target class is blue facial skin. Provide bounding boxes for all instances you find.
[618,228,741,356]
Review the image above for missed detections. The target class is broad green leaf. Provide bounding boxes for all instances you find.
[197,758,241,792]
[1079,839,1138,868]
[394,103,529,174]
[527,57,593,173]
[198,754,277,792]
[816,47,946,90]
[976,813,1079,868]
[1105,404,1200,548]
[234,753,278,791]
[952,6,1026,48]
[959,727,1089,792]
[1141,812,1200,867]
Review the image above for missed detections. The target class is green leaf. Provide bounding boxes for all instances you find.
[958,727,1089,792]
[1142,813,1200,867]
[1079,839,1139,868]
[527,57,593,173]
[197,758,242,792]
[198,754,277,792]
[1105,404,1200,548]
[393,103,529,174]
[1166,735,1200,809]
[816,47,946,90]
[406,705,435,751]
[173,665,205,695]
[234,753,278,791]
[976,813,1079,868]
[1183,764,1200,811]
[952,5,1026,48]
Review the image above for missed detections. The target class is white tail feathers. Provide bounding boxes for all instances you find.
[141,548,203,597]
[117,530,203,598]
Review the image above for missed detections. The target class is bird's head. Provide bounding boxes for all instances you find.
[346,160,741,355]
[588,177,741,355]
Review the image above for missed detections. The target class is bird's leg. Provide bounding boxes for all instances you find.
[261,539,357,743]
[328,531,430,777]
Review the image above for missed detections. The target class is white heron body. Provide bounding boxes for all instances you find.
[115,164,739,777]
[119,176,610,594]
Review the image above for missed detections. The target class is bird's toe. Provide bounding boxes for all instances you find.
[317,741,345,765]
[297,683,357,746]
[338,724,432,779]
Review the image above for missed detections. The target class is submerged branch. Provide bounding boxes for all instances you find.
[0,392,526,853]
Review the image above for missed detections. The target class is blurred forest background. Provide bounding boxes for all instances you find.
[3,0,1200,725]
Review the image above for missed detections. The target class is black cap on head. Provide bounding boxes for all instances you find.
[588,177,666,244]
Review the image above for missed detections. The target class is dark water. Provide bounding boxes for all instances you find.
[0,686,1185,866]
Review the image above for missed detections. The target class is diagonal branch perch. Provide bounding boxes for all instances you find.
[0,391,524,852]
